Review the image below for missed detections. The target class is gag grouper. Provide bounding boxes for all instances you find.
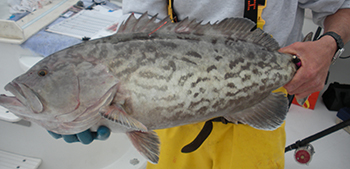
[0,13,299,163]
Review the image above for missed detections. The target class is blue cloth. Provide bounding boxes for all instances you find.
[20,18,82,57]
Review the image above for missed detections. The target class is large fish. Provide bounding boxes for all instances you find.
[0,13,297,163]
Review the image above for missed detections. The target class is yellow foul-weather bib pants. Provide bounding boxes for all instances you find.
[147,121,286,169]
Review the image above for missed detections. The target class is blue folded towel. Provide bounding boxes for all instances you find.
[20,17,82,57]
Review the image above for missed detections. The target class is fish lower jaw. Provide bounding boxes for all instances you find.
[0,95,24,109]
[0,95,34,118]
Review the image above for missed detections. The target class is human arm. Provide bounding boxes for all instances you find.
[279,8,350,99]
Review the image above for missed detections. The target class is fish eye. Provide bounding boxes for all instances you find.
[38,69,48,77]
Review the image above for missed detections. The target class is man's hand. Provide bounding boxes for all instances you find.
[281,8,350,100]
[279,35,336,99]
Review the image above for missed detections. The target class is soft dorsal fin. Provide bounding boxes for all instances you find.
[114,12,280,51]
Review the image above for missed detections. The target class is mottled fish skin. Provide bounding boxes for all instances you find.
[81,15,296,130]
[0,13,298,163]
[95,38,294,130]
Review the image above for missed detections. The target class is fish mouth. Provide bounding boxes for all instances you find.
[2,81,43,115]
[4,82,26,105]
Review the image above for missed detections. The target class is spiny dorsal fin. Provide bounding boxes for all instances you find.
[115,12,280,51]
[117,12,171,34]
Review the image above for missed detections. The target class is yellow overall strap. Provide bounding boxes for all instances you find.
[167,0,178,22]
[244,0,267,29]
[257,1,267,29]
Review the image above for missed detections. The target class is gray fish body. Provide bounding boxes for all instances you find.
[95,35,294,130]
[0,13,296,163]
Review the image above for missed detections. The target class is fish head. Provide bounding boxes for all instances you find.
[0,52,120,133]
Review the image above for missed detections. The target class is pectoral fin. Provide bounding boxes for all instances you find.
[100,104,147,131]
[224,92,289,130]
[126,131,160,164]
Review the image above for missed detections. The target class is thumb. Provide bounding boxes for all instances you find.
[278,45,297,55]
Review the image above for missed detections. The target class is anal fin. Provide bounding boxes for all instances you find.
[100,104,147,131]
[127,131,160,164]
[224,92,289,130]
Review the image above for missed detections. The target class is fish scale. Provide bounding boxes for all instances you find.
[0,13,297,163]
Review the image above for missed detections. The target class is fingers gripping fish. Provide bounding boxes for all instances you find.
[0,13,298,163]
